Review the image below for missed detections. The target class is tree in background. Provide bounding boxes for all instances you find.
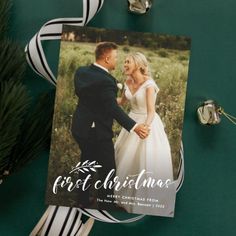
[63,25,191,50]
[0,0,54,183]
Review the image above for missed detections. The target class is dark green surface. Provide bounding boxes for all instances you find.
[1,0,236,235]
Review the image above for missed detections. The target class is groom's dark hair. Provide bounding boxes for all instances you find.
[95,42,118,60]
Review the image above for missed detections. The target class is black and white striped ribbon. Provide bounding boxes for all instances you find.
[26,0,184,231]
[29,148,184,236]
[176,142,184,193]
[25,0,104,86]
[39,206,84,236]
[30,146,184,235]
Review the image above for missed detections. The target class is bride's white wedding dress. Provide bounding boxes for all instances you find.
[114,79,176,216]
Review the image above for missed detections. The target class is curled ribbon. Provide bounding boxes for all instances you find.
[25,0,104,86]
[25,0,184,233]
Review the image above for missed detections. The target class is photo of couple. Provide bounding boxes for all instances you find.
[46,26,191,217]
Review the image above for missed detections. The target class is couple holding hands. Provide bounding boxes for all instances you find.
[71,42,173,213]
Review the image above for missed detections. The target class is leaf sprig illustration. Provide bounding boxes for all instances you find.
[69,160,102,174]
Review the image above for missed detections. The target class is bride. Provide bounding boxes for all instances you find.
[114,52,175,216]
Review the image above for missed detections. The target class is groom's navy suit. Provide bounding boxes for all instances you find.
[71,64,135,209]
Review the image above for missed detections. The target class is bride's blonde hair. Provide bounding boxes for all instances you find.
[129,52,151,77]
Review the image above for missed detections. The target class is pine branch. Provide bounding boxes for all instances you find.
[0,0,11,39]
[0,39,26,82]
[7,90,55,173]
[0,80,31,172]
[0,0,56,183]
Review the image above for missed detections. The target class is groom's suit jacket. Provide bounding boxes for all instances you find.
[71,64,136,140]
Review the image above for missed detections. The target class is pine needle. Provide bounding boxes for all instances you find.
[0,39,26,82]
[7,91,55,173]
[0,0,11,39]
[0,80,31,171]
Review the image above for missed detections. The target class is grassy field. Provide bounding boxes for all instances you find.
[48,41,190,189]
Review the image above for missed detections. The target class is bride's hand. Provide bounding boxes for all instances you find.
[143,124,150,138]
[144,124,150,130]
[134,124,150,139]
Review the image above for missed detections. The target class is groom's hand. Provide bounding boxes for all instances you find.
[134,124,150,139]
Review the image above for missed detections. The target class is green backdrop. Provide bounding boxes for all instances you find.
[1,0,236,235]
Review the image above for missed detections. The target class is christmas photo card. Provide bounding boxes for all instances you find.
[46,25,191,217]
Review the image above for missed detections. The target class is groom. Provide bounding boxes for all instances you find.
[71,42,149,209]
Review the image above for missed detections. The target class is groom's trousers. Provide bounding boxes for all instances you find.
[73,127,116,209]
